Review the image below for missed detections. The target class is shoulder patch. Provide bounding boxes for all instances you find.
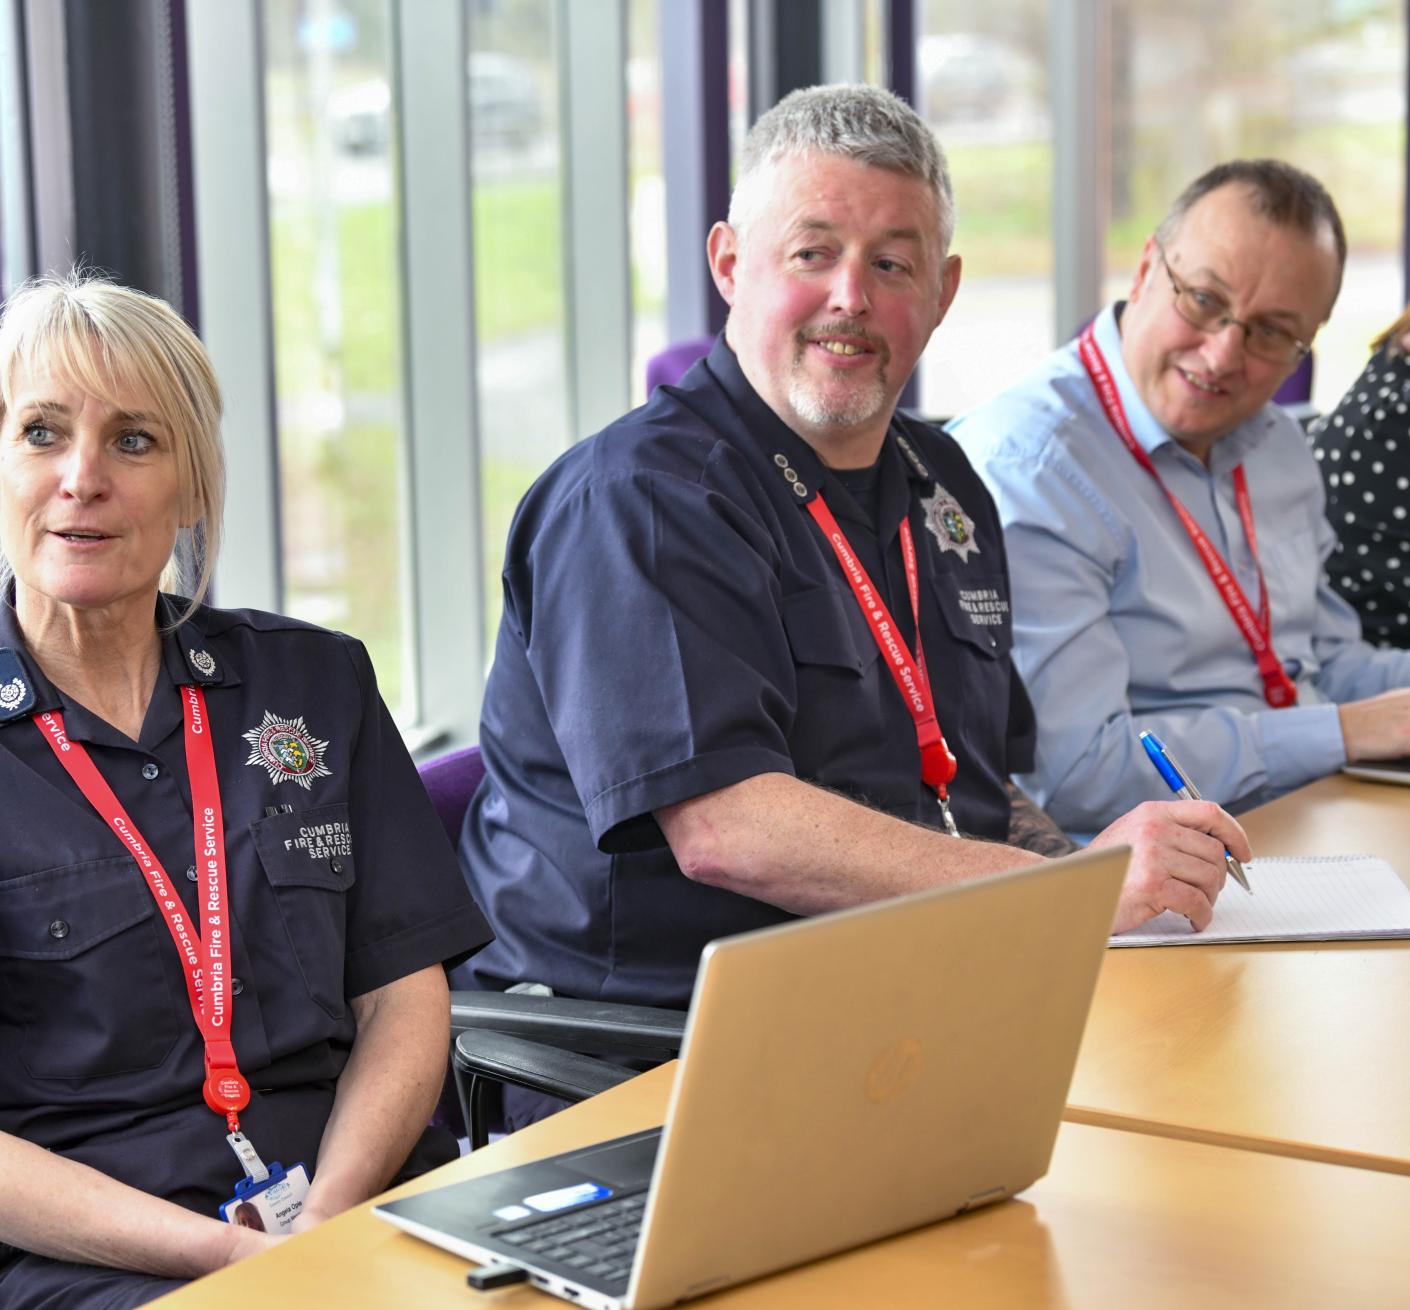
[0,649,36,720]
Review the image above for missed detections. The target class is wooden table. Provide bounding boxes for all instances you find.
[152,1061,1410,1310]
[1236,772,1410,877]
[1067,773,1410,1173]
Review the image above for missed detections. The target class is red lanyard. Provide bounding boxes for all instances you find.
[34,686,249,1129]
[806,494,960,835]
[1078,326,1297,709]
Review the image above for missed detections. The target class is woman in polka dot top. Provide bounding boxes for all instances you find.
[1312,304,1410,647]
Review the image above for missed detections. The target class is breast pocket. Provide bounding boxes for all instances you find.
[1258,518,1325,650]
[928,569,1017,759]
[782,584,882,677]
[0,856,181,1080]
[780,584,890,788]
[929,570,1015,663]
[251,803,356,1019]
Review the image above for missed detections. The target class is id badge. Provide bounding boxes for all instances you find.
[220,1162,311,1234]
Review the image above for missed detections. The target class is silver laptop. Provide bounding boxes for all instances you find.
[375,846,1128,1310]
[1343,756,1410,785]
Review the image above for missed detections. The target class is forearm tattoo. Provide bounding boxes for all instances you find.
[1006,783,1079,857]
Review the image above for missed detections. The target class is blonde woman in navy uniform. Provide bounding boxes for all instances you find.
[0,274,491,1308]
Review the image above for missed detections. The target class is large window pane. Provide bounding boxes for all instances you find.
[262,0,413,715]
[1103,1,1407,413]
[916,3,1055,418]
[729,0,749,155]
[628,0,666,405]
[470,0,570,666]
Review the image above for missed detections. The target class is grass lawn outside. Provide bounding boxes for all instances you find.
[264,118,1405,675]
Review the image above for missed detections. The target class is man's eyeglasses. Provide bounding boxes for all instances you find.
[1155,242,1312,366]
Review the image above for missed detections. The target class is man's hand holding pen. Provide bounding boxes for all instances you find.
[1091,799,1251,934]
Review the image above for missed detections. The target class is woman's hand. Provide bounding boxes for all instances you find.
[0,1127,290,1279]
[216,1223,286,1268]
[286,1204,334,1237]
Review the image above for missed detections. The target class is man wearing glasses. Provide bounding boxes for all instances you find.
[952,160,1410,836]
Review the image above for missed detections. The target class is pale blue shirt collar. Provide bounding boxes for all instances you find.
[1091,301,1275,475]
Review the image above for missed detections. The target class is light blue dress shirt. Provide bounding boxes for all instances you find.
[949,303,1410,835]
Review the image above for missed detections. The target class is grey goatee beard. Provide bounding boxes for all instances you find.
[787,322,890,429]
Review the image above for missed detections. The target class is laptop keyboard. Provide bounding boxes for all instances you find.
[494,1192,646,1285]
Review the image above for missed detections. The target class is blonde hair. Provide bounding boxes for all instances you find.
[1372,302,1410,357]
[0,272,225,620]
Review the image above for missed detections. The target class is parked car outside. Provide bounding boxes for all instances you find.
[328,51,543,154]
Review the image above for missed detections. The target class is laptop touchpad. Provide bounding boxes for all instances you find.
[560,1133,661,1188]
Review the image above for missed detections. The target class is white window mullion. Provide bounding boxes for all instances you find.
[393,0,484,746]
[186,1,282,612]
[557,0,631,441]
[1051,0,1109,343]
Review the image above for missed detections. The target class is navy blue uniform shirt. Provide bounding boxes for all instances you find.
[461,336,1034,1008]
[0,596,490,1287]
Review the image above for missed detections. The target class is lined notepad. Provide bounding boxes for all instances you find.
[1110,855,1410,946]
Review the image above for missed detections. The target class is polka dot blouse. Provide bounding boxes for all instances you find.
[1310,343,1410,648]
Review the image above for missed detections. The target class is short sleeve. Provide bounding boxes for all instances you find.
[336,636,493,995]
[508,465,800,852]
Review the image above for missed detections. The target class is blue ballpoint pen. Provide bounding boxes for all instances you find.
[1138,730,1252,893]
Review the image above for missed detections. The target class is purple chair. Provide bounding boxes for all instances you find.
[417,745,686,1148]
[1273,350,1317,428]
[645,335,715,395]
[1273,350,1314,406]
[418,744,486,844]
[418,746,485,1136]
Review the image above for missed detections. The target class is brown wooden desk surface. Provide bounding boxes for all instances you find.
[153,1061,1410,1310]
[1067,773,1410,1173]
[1238,772,1410,874]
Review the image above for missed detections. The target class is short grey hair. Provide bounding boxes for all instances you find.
[727,84,956,254]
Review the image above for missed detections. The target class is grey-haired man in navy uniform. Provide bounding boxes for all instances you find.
[459,86,1248,1057]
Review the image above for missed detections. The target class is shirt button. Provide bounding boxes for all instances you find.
[330,860,344,873]
[141,762,160,780]
[231,977,245,996]
[48,919,70,939]
[186,866,198,882]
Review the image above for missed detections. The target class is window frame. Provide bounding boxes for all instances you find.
[186,0,635,750]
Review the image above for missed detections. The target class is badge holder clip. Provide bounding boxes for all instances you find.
[226,1129,271,1186]
[936,793,959,838]
[231,1162,290,1201]
[222,1132,311,1233]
